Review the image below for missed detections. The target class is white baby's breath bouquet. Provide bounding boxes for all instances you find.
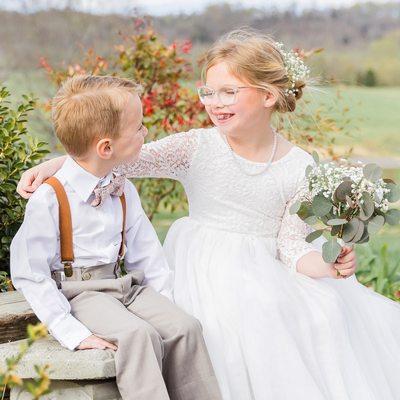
[290,152,400,265]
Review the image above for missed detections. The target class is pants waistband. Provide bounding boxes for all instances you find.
[52,262,120,285]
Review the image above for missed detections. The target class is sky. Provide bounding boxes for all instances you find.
[0,0,394,15]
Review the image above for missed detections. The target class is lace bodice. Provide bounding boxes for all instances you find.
[116,128,317,271]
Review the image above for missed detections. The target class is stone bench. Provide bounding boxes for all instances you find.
[0,290,39,344]
[0,291,121,399]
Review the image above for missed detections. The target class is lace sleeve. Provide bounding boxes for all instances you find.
[276,185,317,272]
[114,129,199,182]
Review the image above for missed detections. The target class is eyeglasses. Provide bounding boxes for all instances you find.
[197,85,254,106]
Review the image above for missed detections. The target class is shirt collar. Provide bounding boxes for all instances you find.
[57,156,113,203]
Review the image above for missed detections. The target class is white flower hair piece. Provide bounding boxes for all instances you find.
[275,42,310,97]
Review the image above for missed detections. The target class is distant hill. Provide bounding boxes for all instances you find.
[0,2,399,85]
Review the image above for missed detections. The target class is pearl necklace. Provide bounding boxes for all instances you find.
[223,128,278,176]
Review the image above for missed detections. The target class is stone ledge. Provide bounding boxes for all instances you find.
[0,337,116,380]
[11,380,121,400]
[0,291,39,344]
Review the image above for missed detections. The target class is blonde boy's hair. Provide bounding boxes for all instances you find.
[202,28,306,113]
[52,75,142,157]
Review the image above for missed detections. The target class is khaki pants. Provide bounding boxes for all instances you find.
[57,267,222,400]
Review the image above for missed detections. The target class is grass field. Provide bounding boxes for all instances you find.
[303,85,400,158]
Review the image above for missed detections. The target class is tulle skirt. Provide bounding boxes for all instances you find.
[164,217,400,400]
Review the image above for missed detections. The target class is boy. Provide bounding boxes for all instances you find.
[11,75,222,400]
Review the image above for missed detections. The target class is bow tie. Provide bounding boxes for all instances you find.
[91,174,126,207]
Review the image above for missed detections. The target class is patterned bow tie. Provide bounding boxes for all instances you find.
[91,174,126,207]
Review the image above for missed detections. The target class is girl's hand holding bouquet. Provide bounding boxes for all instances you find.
[291,152,400,275]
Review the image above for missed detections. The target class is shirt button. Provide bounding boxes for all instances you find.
[82,272,91,281]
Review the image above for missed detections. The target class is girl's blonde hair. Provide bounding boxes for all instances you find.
[201,28,307,113]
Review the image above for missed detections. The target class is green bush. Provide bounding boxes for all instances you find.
[356,68,378,87]
[356,242,400,301]
[0,86,49,275]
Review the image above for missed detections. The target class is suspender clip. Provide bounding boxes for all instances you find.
[62,261,74,278]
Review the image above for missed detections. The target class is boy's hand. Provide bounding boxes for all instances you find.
[331,245,357,279]
[77,334,118,351]
[17,156,66,199]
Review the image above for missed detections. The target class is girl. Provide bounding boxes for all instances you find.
[18,30,400,399]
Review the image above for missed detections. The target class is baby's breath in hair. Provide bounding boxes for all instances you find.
[275,42,310,97]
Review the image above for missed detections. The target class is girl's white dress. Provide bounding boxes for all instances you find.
[118,127,400,400]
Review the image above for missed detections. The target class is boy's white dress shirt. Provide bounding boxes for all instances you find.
[11,156,173,350]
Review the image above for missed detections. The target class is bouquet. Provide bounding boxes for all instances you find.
[290,152,400,266]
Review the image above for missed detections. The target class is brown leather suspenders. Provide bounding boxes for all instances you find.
[44,177,126,277]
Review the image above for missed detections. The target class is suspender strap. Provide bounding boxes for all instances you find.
[44,177,127,277]
[45,177,74,277]
[119,193,126,259]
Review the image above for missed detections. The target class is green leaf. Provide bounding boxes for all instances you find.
[297,202,313,221]
[387,183,400,203]
[367,215,385,234]
[312,194,332,217]
[1,182,15,191]
[305,229,324,243]
[385,209,400,226]
[322,237,342,263]
[334,180,353,202]
[305,164,314,178]
[341,218,362,242]
[326,218,348,226]
[352,221,367,243]
[304,215,318,225]
[357,229,370,244]
[359,192,375,220]
[289,200,301,215]
[0,86,49,273]
[363,163,382,182]
[311,150,320,164]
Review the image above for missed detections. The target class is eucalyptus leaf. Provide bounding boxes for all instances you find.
[322,238,342,263]
[387,183,400,203]
[312,150,320,165]
[367,215,385,234]
[312,195,332,217]
[341,218,362,242]
[363,163,382,182]
[357,229,370,244]
[352,221,366,243]
[305,164,314,178]
[385,209,400,226]
[359,192,375,220]
[359,207,368,221]
[334,180,354,203]
[304,215,318,225]
[305,229,324,243]
[327,218,348,226]
[297,202,313,221]
[289,200,301,215]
